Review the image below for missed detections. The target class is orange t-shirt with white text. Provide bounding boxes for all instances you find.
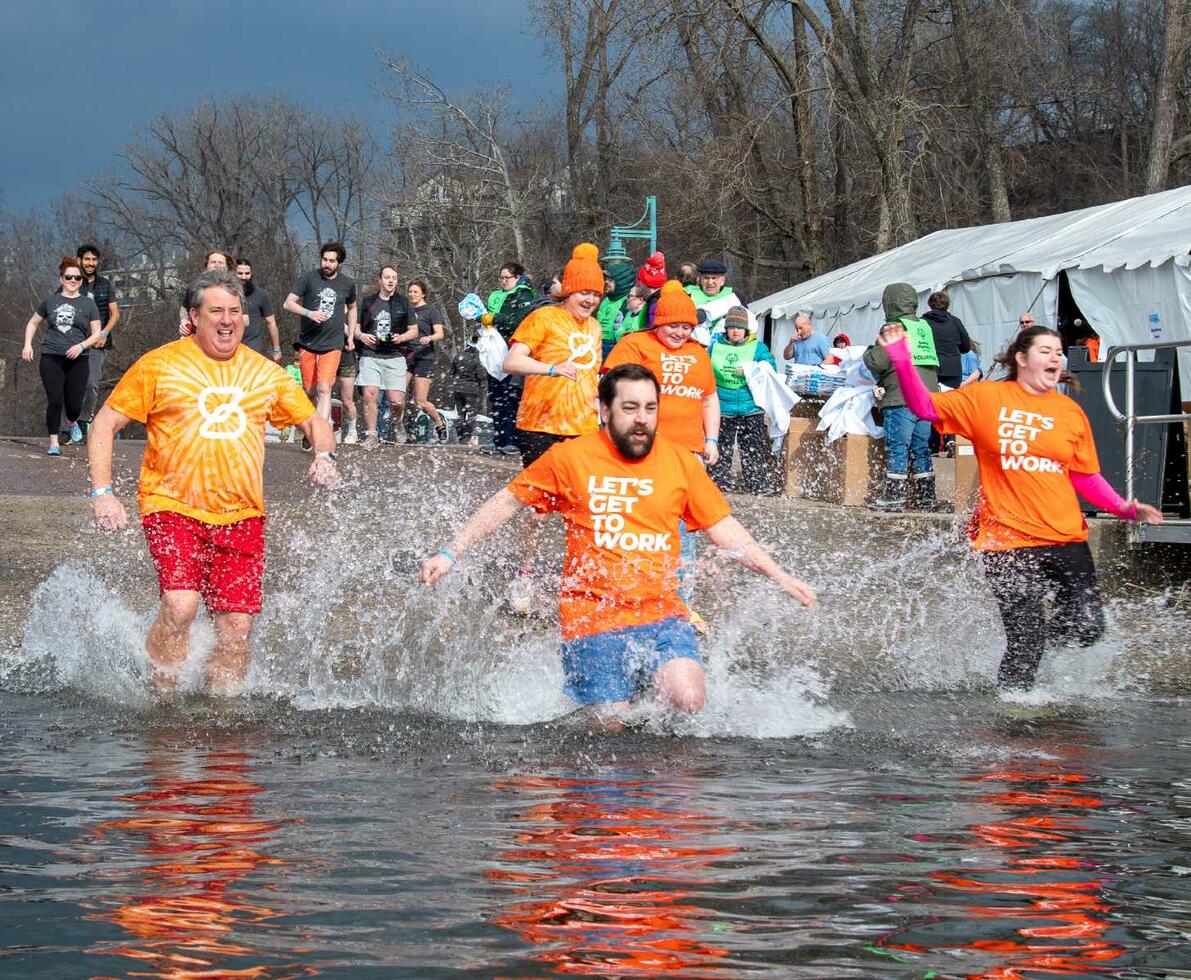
[932,379,1100,550]
[508,430,732,639]
[511,306,602,436]
[603,331,717,453]
[107,339,316,524]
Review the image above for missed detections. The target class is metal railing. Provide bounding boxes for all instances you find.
[1101,339,1191,544]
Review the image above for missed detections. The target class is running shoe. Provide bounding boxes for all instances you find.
[362,432,380,451]
[508,571,535,615]
[343,428,359,445]
[46,445,61,457]
[68,423,84,444]
[500,445,520,456]
[435,424,448,444]
[301,435,312,452]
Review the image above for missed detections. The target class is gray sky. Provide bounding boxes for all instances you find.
[0,0,554,211]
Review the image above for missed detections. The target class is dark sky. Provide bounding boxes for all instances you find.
[0,0,555,211]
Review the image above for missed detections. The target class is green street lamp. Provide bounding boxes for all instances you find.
[603,196,657,263]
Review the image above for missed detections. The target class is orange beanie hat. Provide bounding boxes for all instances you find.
[561,243,605,297]
[652,280,697,328]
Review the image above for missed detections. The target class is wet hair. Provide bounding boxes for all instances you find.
[501,261,525,278]
[407,278,429,298]
[58,256,82,276]
[993,325,1078,391]
[189,269,245,311]
[599,363,660,407]
[320,241,346,262]
[928,291,950,311]
[76,244,100,260]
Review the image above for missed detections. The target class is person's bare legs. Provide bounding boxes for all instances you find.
[207,611,254,696]
[314,381,333,421]
[413,376,442,428]
[654,657,705,714]
[339,377,358,442]
[146,590,201,693]
[362,385,380,433]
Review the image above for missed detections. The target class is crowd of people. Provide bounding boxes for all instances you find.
[14,234,1163,715]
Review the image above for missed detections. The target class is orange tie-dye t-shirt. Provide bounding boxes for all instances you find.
[603,331,717,453]
[511,306,602,436]
[106,339,316,524]
[508,430,732,640]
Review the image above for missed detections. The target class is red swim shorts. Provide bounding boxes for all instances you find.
[142,511,266,614]
[298,348,341,389]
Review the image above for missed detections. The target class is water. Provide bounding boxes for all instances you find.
[2,463,1190,977]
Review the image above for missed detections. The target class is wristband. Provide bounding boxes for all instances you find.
[705,436,719,443]
[90,486,113,498]
[271,347,281,354]
[547,364,555,377]
[439,548,457,564]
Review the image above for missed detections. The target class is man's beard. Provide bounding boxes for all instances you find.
[241,278,255,295]
[608,419,655,459]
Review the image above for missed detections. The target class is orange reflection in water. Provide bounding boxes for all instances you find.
[487,775,735,977]
[88,736,309,980]
[880,766,1125,979]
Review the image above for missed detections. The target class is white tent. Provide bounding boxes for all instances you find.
[753,185,1191,392]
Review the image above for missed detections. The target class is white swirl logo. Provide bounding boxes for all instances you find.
[568,332,598,371]
[197,385,247,440]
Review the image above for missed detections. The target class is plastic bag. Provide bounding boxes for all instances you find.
[476,327,509,381]
[815,386,883,444]
[745,360,801,453]
[458,292,487,321]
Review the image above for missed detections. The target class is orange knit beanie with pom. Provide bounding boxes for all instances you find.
[561,243,605,296]
[652,280,697,327]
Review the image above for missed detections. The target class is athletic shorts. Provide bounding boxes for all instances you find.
[516,429,573,468]
[407,348,437,379]
[142,511,266,614]
[298,348,341,389]
[561,617,701,705]
[356,355,408,392]
[337,349,358,380]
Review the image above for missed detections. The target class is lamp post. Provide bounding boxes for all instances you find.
[603,196,656,263]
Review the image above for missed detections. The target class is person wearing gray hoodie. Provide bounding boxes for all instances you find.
[863,282,944,512]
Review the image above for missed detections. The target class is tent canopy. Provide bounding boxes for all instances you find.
[753,186,1191,324]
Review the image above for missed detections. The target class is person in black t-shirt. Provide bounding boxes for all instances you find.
[76,244,121,424]
[283,242,358,434]
[355,264,418,449]
[234,259,281,360]
[23,257,103,455]
[402,279,447,442]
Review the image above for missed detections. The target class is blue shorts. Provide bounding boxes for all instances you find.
[561,617,701,705]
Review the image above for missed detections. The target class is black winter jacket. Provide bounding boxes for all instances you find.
[922,309,971,383]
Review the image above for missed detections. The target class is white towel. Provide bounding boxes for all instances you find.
[476,326,509,381]
[745,360,801,453]
[815,386,883,444]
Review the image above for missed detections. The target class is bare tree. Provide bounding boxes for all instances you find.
[1145,0,1191,191]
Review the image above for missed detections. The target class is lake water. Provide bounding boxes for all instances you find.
[2,480,1189,977]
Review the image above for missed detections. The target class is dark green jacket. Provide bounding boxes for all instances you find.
[491,280,536,341]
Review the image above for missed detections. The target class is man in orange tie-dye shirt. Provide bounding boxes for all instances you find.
[88,270,339,696]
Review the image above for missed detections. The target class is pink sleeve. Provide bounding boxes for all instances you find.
[886,339,941,422]
[1069,470,1137,520]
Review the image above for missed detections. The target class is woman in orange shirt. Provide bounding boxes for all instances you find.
[878,323,1163,690]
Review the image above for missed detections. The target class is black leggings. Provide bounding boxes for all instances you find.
[981,542,1105,690]
[709,412,773,494]
[39,353,89,436]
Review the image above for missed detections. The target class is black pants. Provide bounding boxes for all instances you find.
[39,353,89,436]
[453,392,479,439]
[709,412,773,494]
[489,374,523,451]
[516,428,571,468]
[981,542,1105,690]
[930,374,962,454]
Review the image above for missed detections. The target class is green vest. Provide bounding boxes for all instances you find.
[596,295,626,341]
[486,288,511,315]
[900,316,939,368]
[711,338,758,389]
[614,306,644,340]
[686,284,732,307]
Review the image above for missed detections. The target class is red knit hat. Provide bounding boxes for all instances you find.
[561,243,605,296]
[652,280,697,327]
[637,251,667,290]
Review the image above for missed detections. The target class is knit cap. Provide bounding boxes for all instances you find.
[561,243,605,296]
[637,251,667,290]
[652,280,697,327]
[723,306,750,332]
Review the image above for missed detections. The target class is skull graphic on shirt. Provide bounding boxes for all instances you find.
[317,287,338,318]
[54,304,76,333]
[374,309,391,340]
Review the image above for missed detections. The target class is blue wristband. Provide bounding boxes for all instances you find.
[439,548,456,564]
[90,486,113,498]
[705,436,719,443]
[547,364,555,377]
